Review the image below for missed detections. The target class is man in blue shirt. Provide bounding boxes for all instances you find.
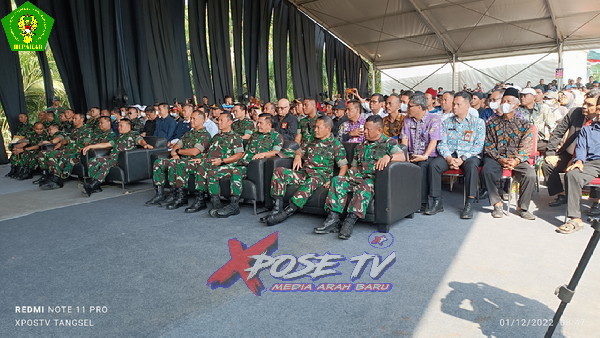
[560,108,600,234]
[154,103,177,141]
[427,91,486,219]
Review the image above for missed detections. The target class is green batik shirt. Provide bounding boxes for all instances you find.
[232,118,254,137]
[177,128,212,158]
[206,130,244,161]
[65,125,93,152]
[351,135,401,179]
[300,134,347,178]
[89,129,116,145]
[109,131,143,155]
[239,130,284,166]
[297,114,319,144]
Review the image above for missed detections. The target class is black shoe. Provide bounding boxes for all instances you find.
[314,211,341,234]
[478,187,488,200]
[216,196,241,218]
[33,170,49,184]
[266,203,298,226]
[5,165,17,178]
[82,179,100,197]
[40,175,63,190]
[338,214,359,240]
[424,199,444,215]
[588,202,600,217]
[460,203,473,219]
[185,192,207,213]
[208,195,224,217]
[549,195,567,207]
[159,190,177,207]
[166,188,188,210]
[145,185,166,206]
[17,167,33,180]
[260,197,284,222]
[417,203,427,213]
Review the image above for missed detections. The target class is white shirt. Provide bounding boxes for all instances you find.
[204,119,218,137]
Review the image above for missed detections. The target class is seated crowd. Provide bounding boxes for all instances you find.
[6,76,600,238]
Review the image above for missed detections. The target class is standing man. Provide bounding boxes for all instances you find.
[265,116,348,226]
[428,92,486,219]
[317,115,405,239]
[274,98,298,142]
[482,87,536,219]
[401,92,442,212]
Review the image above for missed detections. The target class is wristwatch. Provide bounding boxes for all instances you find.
[460,155,468,161]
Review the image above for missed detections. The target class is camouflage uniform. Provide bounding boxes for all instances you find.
[271,134,347,208]
[152,128,211,186]
[47,126,95,179]
[325,135,401,218]
[207,130,283,196]
[176,131,243,193]
[297,114,319,146]
[131,117,145,132]
[86,118,100,132]
[14,131,48,169]
[232,118,254,137]
[60,121,74,133]
[87,131,143,182]
[37,131,67,171]
[8,123,33,165]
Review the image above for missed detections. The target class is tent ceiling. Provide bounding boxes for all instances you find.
[289,0,600,68]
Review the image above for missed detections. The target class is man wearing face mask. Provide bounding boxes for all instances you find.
[516,87,555,154]
[482,87,536,219]
[543,89,600,211]
[400,91,412,115]
[479,90,502,122]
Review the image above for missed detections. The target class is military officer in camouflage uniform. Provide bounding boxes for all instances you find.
[265,115,348,226]
[145,110,212,212]
[127,106,146,132]
[10,122,47,180]
[213,113,284,218]
[316,115,405,239]
[187,112,244,216]
[81,119,153,196]
[231,103,254,140]
[34,124,68,185]
[40,113,94,189]
[86,107,101,131]
[6,113,33,178]
[294,98,320,146]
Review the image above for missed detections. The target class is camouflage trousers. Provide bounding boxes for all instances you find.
[207,165,246,196]
[88,155,118,182]
[12,150,41,169]
[152,158,179,186]
[171,159,206,191]
[325,174,374,219]
[270,167,327,208]
[49,149,81,179]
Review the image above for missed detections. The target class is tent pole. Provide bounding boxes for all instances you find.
[372,65,377,94]
[451,54,457,91]
[557,42,564,90]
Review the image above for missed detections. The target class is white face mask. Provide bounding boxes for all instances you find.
[489,101,500,110]
[140,112,146,118]
[86,114,91,120]
[400,103,408,112]
[501,103,513,115]
[170,112,178,118]
[544,100,554,106]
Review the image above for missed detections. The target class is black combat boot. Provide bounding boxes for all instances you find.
[260,197,284,223]
[159,189,177,207]
[338,213,359,240]
[17,167,33,180]
[33,169,49,184]
[145,185,166,206]
[166,188,188,210]
[208,195,224,217]
[216,196,241,218]
[83,179,102,197]
[5,165,18,178]
[266,203,299,226]
[185,191,207,213]
[314,211,341,234]
[40,175,64,190]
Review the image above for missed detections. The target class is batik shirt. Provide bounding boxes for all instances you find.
[484,115,533,163]
[338,116,367,143]
[401,114,442,157]
[383,113,405,139]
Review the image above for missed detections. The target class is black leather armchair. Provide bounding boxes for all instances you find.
[268,142,421,232]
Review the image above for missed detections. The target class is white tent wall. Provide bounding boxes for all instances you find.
[381,51,589,94]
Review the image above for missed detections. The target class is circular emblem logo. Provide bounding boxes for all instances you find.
[368,231,394,249]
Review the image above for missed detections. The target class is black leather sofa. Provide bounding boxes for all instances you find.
[267,142,421,232]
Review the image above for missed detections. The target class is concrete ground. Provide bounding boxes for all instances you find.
[0,163,598,337]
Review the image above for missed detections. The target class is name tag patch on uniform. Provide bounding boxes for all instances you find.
[463,130,473,142]
[281,122,288,129]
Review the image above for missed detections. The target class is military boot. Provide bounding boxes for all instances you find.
[166,188,188,210]
[40,175,64,190]
[338,213,359,240]
[260,197,284,223]
[33,170,49,184]
[145,185,166,206]
[208,195,224,217]
[5,165,18,178]
[314,211,341,234]
[266,203,299,226]
[17,167,33,180]
[185,191,207,213]
[159,189,177,207]
[216,196,241,218]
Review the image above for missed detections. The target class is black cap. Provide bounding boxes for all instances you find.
[503,87,520,98]
[333,101,346,110]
